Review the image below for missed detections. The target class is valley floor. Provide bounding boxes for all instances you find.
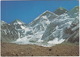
[1,42,79,56]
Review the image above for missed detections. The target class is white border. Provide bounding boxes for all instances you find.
[0,0,79,57]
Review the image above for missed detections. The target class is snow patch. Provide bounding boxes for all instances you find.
[17,21,23,24]
[48,38,65,44]
[14,36,31,44]
[42,16,48,19]
[21,26,25,29]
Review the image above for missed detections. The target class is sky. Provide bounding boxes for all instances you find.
[1,0,79,24]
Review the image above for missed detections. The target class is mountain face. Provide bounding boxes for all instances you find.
[1,21,18,42]
[10,19,27,29]
[67,6,79,18]
[65,16,79,44]
[29,11,58,32]
[1,20,30,42]
[54,7,68,15]
[10,19,31,38]
[1,6,79,47]
[41,13,76,42]
[23,11,58,42]
[41,6,79,44]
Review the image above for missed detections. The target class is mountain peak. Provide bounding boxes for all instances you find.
[74,6,79,8]
[44,10,52,13]
[69,6,79,11]
[58,7,66,10]
[41,10,58,17]
[73,6,79,10]
[67,6,79,18]
[54,7,68,15]
[14,19,22,22]
[43,10,56,14]
[11,19,25,25]
[32,10,58,22]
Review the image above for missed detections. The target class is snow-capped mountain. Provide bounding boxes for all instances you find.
[67,6,79,18]
[11,19,31,38]
[1,6,79,47]
[41,14,73,41]
[54,7,68,15]
[29,11,58,32]
[1,21,18,42]
[10,19,27,29]
[41,7,79,45]
[1,20,31,42]
[29,10,58,26]
[14,11,58,43]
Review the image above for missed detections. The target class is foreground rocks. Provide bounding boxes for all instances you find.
[1,42,79,56]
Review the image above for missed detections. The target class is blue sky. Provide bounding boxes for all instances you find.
[1,1,79,24]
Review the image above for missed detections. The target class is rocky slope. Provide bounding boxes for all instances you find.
[1,42,79,56]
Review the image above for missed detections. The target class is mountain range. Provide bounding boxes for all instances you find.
[1,6,79,47]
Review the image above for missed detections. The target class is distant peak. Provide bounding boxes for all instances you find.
[14,19,24,23]
[69,6,79,11]
[74,6,79,10]
[58,7,67,10]
[15,19,21,22]
[72,6,79,9]
[42,10,58,16]
[11,19,25,25]
[43,10,51,13]
[59,7,64,8]
[54,7,68,15]
[44,10,50,12]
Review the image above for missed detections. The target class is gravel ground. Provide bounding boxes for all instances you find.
[1,42,79,56]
